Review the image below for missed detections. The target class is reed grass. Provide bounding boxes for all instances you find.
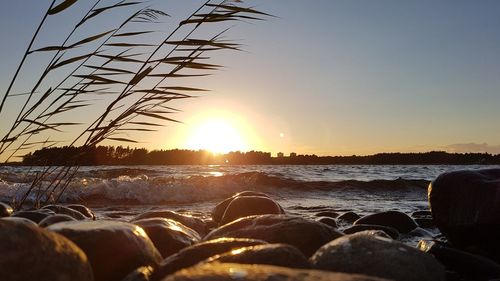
[0,0,270,210]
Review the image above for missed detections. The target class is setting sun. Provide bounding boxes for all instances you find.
[185,117,249,154]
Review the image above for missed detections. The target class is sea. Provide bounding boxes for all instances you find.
[1,164,497,221]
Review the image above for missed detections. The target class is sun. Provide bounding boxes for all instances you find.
[185,117,249,154]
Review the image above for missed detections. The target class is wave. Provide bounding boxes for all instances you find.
[0,171,429,205]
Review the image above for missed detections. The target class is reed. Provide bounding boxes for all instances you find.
[0,0,270,209]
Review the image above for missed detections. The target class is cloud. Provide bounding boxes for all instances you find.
[443,143,500,154]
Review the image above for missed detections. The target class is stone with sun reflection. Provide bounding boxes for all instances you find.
[47,220,162,281]
[132,210,207,236]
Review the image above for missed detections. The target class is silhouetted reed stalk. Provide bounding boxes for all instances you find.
[0,0,270,210]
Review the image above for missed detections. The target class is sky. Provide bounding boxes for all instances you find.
[1,0,500,158]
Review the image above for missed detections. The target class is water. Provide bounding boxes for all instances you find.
[1,164,496,218]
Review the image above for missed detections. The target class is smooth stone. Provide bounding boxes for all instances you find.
[412,210,433,218]
[0,219,93,281]
[220,195,284,225]
[203,243,310,269]
[337,212,361,224]
[121,266,154,281]
[348,229,392,239]
[12,210,53,223]
[0,202,13,217]
[152,237,267,280]
[1,216,38,225]
[310,233,446,281]
[134,218,200,258]
[315,211,339,218]
[316,216,338,228]
[407,227,433,238]
[354,211,418,233]
[42,205,87,220]
[39,214,77,227]
[211,191,271,223]
[132,210,206,236]
[428,169,500,261]
[159,262,389,281]
[415,218,436,228]
[204,214,344,257]
[67,204,96,220]
[343,224,399,239]
[48,220,162,281]
[418,239,500,281]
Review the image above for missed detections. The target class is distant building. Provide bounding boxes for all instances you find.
[277,152,284,158]
[290,152,297,157]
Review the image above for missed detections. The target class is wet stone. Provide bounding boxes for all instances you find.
[12,210,53,223]
[220,195,284,225]
[39,214,77,227]
[354,211,418,233]
[0,202,13,217]
[211,191,272,224]
[48,220,162,281]
[132,210,206,236]
[203,243,310,269]
[152,237,267,280]
[316,216,338,228]
[0,219,93,281]
[337,212,361,224]
[67,204,96,220]
[42,205,87,220]
[344,224,399,240]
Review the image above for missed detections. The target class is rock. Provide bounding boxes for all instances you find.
[310,233,446,281]
[132,210,206,236]
[152,237,267,279]
[12,210,53,223]
[428,169,500,261]
[344,224,399,239]
[39,214,77,227]
[0,202,13,217]
[347,229,392,239]
[0,219,93,281]
[121,266,154,281]
[204,214,344,257]
[418,239,500,281]
[0,216,38,225]
[220,195,284,225]
[133,218,200,258]
[337,212,361,224]
[354,211,418,233]
[48,220,162,281]
[204,243,310,269]
[316,216,338,228]
[415,218,436,228]
[42,205,87,220]
[67,204,96,220]
[159,262,389,281]
[211,191,272,223]
[315,211,339,218]
[407,227,433,238]
[412,210,432,218]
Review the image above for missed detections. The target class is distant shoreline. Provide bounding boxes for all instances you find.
[12,146,500,166]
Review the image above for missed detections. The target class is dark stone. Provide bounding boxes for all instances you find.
[48,220,162,281]
[159,263,388,281]
[407,227,433,238]
[310,233,446,281]
[152,237,267,280]
[204,214,344,257]
[67,204,96,220]
[220,196,284,225]
[203,243,310,269]
[415,218,436,228]
[0,219,93,281]
[0,202,13,217]
[12,210,53,223]
[412,210,432,218]
[39,214,77,227]
[316,216,338,228]
[211,191,271,223]
[428,169,500,261]
[315,211,339,218]
[133,218,200,258]
[42,205,87,220]
[132,210,206,236]
[418,239,500,281]
[344,224,399,239]
[337,212,361,224]
[0,216,38,225]
[354,211,418,233]
[121,266,154,281]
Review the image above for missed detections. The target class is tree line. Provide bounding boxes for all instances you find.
[18,146,500,166]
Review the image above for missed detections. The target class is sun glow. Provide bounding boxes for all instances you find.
[185,117,249,154]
